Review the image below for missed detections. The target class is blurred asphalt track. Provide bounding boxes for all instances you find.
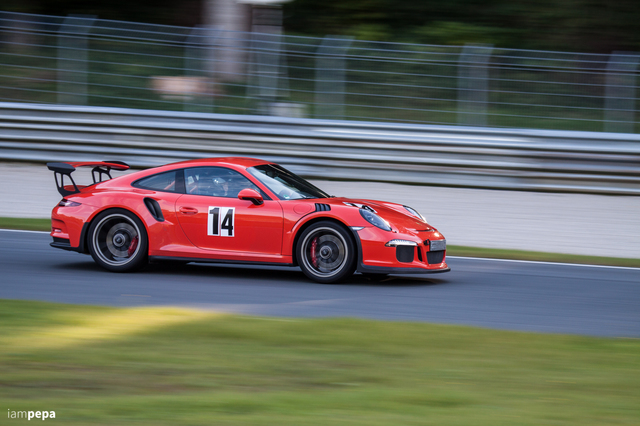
[2,230,639,337]
[2,161,639,258]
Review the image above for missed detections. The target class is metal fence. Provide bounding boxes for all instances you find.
[1,102,639,195]
[1,11,639,133]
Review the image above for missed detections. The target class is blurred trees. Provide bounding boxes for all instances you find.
[2,0,203,27]
[2,0,639,52]
[283,0,640,52]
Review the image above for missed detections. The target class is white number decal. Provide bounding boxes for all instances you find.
[208,207,235,237]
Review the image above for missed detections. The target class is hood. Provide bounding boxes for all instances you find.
[327,197,434,233]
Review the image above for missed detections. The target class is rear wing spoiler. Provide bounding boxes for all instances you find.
[47,161,130,197]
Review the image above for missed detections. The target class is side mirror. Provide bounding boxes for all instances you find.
[238,188,264,205]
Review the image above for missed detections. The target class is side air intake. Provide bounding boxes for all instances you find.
[315,203,331,212]
[144,198,165,222]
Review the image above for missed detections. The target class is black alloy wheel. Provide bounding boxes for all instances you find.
[297,221,356,283]
[88,209,148,272]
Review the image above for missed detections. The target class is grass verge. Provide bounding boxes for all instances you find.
[1,299,639,425]
[0,217,50,232]
[447,245,640,268]
[2,216,637,268]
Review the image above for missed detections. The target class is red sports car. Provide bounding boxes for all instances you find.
[47,158,449,283]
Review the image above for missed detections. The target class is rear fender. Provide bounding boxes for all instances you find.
[83,203,149,253]
[82,191,188,256]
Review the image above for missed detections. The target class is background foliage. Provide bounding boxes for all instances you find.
[4,0,640,52]
[284,0,640,52]
[2,0,203,27]
[2,1,640,52]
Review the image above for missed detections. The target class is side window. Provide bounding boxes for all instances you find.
[184,167,263,198]
[134,171,181,193]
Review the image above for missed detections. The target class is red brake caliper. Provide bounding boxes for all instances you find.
[127,236,139,257]
[310,237,319,268]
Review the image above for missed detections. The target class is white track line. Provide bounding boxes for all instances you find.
[448,255,640,271]
[0,228,49,234]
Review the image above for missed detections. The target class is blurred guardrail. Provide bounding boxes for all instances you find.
[1,102,639,195]
[0,11,638,133]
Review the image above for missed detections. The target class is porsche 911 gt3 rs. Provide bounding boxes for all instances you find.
[47,157,449,283]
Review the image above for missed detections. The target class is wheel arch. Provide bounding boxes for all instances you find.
[82,206,150,255]
[291,216,358,267]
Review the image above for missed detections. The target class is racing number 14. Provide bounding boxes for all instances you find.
[208,207,235,237]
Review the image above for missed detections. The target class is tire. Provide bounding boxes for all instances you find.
[296,221,356,283]
[87,209,148,272]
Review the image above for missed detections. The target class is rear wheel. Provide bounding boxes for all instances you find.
[88,209,148,272]
[296,221,356,283]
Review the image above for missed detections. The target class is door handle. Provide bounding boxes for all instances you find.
[179,206,198,215]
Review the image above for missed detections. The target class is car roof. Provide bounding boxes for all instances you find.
[166,157,274,169]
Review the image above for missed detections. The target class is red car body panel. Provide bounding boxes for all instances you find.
[49,157,449,276]
[175,194,284,255]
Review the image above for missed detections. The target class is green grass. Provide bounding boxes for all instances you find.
[2,216,637,268]
[1,299,639,425]
[0,217,50,232]
[447,245,640,268]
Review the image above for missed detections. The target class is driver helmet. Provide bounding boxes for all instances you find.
[212,176,229,196]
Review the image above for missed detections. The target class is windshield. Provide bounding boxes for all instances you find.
[248,164,329,200]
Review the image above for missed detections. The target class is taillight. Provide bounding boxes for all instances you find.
[58,199,81,207]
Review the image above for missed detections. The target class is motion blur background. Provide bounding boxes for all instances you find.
[1,2,640,425]
[1,0,640,129]
[1,0,639,256]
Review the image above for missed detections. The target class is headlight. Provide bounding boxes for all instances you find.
[403,205,426,222]
[359,208,392,231]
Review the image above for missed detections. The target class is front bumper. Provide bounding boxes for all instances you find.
[351,227,450,275]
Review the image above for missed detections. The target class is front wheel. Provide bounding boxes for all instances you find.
[296,221,356,283]
[88,209,148,272]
